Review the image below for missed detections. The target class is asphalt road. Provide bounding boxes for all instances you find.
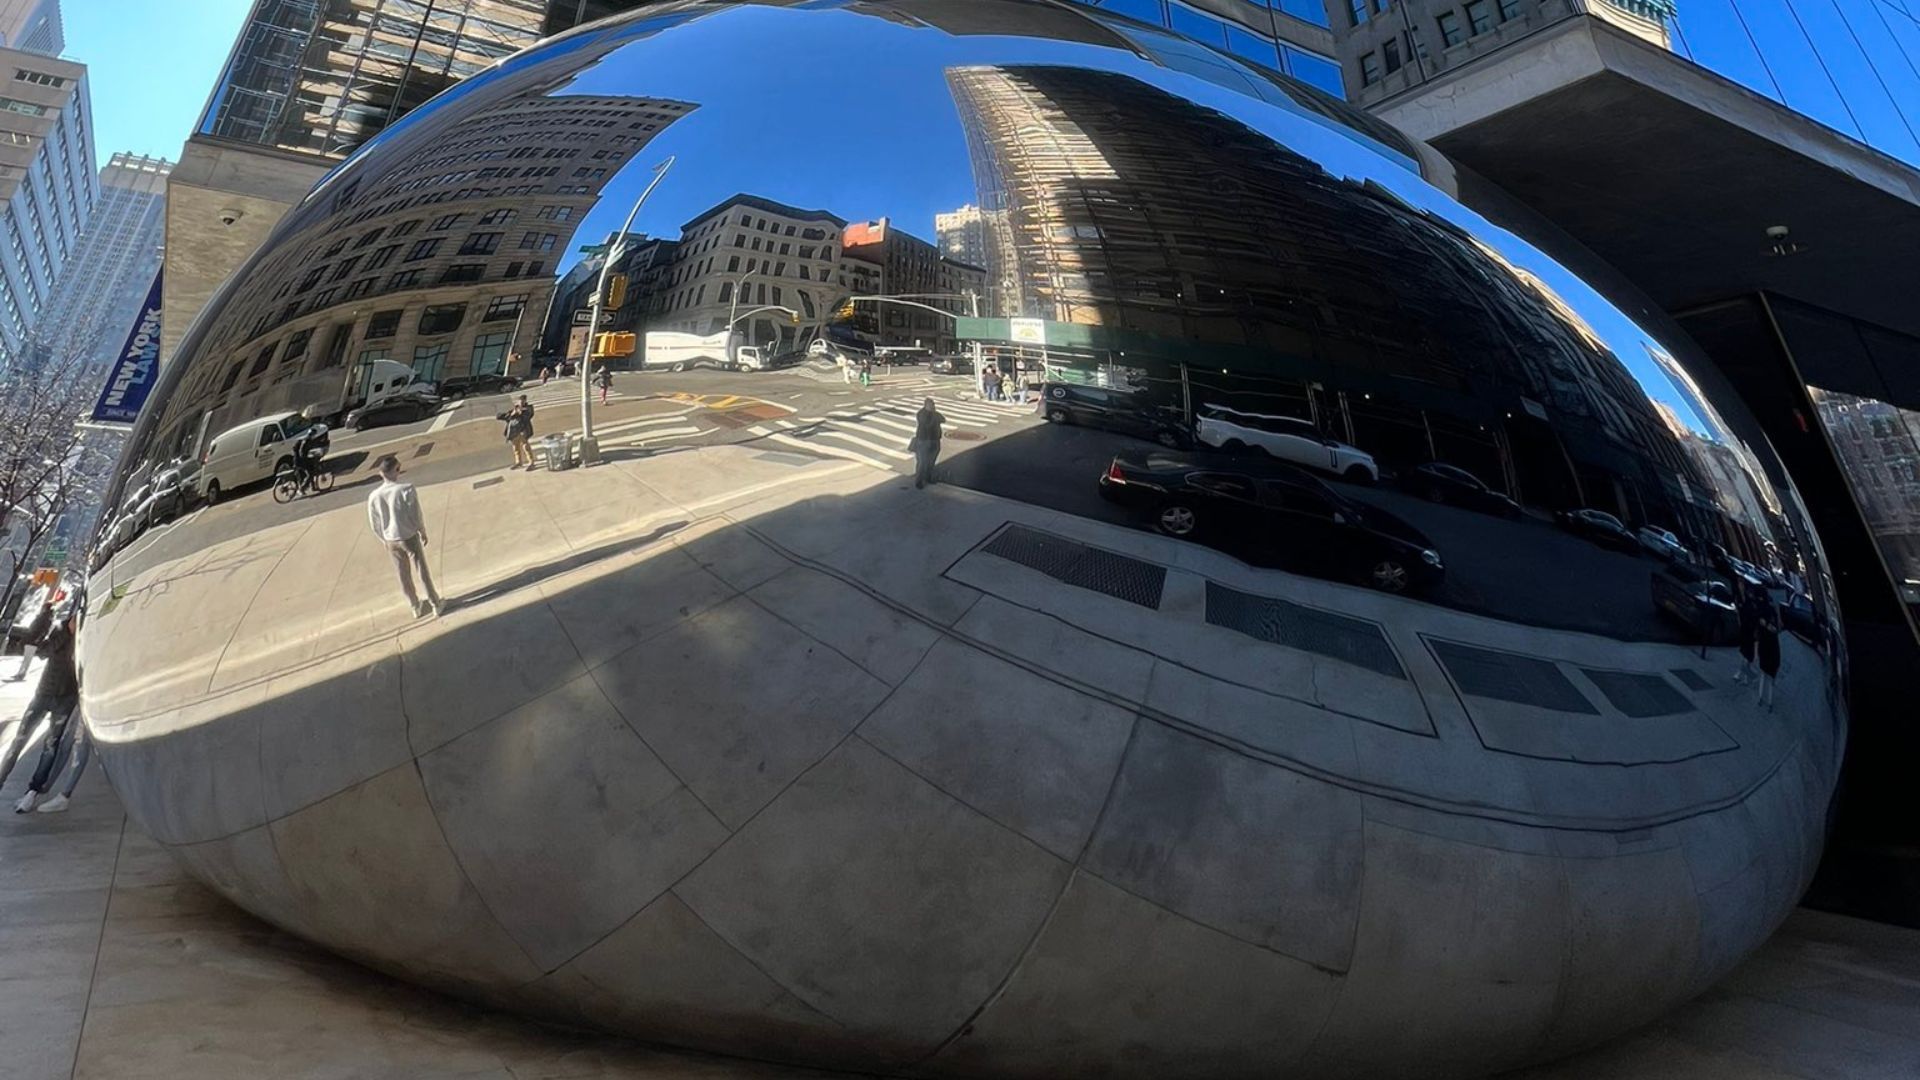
[108,364,1689,644]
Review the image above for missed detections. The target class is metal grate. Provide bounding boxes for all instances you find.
[1583,669,1694,718]
[1430,640,1598,714]
[981,524,1166,608]
[1670,668,1712,692]
[1205,583,1404,679]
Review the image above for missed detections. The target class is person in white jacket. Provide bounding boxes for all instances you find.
[367,455,442,617]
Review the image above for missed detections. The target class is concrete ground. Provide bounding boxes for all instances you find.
[0,744,1914,1080]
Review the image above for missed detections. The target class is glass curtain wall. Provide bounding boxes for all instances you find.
[1074,0,1346,96]
[1667,0,1920,168]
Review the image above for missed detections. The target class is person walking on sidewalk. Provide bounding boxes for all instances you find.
[0,609,79,811]
[1754,598,1783,711]
[596,365,614,405]
[504,394,536,469]
[910,398,946,489]
[6,598,52,682]
[31,721,89,813]
[367,455,442,619]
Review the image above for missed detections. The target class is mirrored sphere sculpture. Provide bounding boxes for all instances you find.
[82,2,1845,1076]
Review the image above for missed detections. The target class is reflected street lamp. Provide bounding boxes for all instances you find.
[578,156,674,465]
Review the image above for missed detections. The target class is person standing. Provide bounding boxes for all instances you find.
[31,721,88,813]
[367,455,442,618]
[841,354,854,384]
[910,398,946,489]
[1,610,78,811]
[504,394,536,469]
[596,365,614,405]
[5,598,52,681]
[860,356,874,388]
[1754,597,1783,711]
[1731,579,1761,684]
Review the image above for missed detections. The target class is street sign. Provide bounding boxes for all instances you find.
[571,309,593,326]
[89,270,164,424]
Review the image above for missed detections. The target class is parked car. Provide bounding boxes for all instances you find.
[1039,383,1192,448]
[345,390,443,431]
[1651,563,1739,643]
[1098,453,1444,594]
[135,466,190,528]
[1194,405,1379,482]
[930,355,974,375]
[1636,525,1691,562]
[1555,508,1641,553]
[437,373,522,400]
[1400,462,1521,518]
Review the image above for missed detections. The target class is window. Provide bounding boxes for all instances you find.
[483,294,527,321]
[525,260,545,278]
[0,97,48,117]
[774,261,786,276]
[363,244,400,270]
[469,332,510,375]
[459,231,502,255]
[282,328,314,362]
[734,235,745,247]
[778,243,790,256]
[388,269,424,289]
[328,256,361,282]
[1359,51,1382,86]
[312,287,338,309]
[1276,0,1329,26]
[799,246,815,260]
[247,343,277,378]
[430,213,466,231]
[535,205,574,221]
[1465,0,1492,34]
[388,219,421,238]
[1225,26,1281,70]
[518,232,557,251]
[1348,0,1367,25]
[798,291,815,318]
[477,208,516,226]
[1437,10,1464,46]
[365,310,402,339]
[727,255,739,272]
[405,238,443,261]
[353,228,385,248]
[418,303,466,336]
[358,347,391,368]
[770,286,781,306]
[1382,37,1402,74]
[296,266,325,294]
[717,282,733,303]
[411,343,450,382]
[440,263,486,284]
[344,277,377,300]
[1168,3,1228,47]
[1497,0,1519,17]
[13,70,66,88]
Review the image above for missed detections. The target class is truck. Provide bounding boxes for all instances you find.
[642,330,767,372]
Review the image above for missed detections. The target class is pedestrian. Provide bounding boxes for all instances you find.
[366,454,442,619]
[909,397,946,489]
[840,354,854,384]
[540,361,554,386]
[1755,597,1782,710]
[5,598,52,681]
[860,356,874,388]
[986,366,1004,401]
[503,394,535,469]
[1732,579,1761,684]
[32,721,88,813]
[0,608,78,812]
[596,364,613,405]
[1011,360,1027,405]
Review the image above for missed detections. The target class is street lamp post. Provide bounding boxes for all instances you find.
[725,268,754,363]
[578,156,674,466]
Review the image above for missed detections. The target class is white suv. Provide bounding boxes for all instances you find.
[1195,406,1379,482]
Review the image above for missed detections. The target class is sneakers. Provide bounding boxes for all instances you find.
[413,600,430,618]
[35,793,68,813]
[429,598,444,618]
[14,790,38,813]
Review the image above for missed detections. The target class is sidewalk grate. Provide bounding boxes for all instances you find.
[1205,583,1404,679]
[1670,668,1713,692]
[1430,640,1598,714]
[1583,669,1694,718]
[981,524,1165,608]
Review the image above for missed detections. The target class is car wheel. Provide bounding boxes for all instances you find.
[1046,408,1069,424]
[1155,504,1199,537]
[204,480,222,505]
[671,361,686,372]
[1156,430,1182,448]
[1221,438,1246,454]
[1344,465,1374,484]
[1365,558,1411,593]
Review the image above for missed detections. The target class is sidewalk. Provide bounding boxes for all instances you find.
[1,761,1915,1080]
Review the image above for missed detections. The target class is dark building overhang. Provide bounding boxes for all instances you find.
[1374,16,1920,342]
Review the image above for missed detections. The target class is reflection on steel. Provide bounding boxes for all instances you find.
[82,3,1844,1077]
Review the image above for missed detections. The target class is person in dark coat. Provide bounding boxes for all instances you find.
[910,398,946,489]
[1754,598,1783,710]
[504,394,536,469]
[1,611,78,811]
[6,599,52,681]
[1732,579,1762,684]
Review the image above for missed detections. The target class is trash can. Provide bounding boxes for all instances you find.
[541,434,573,471]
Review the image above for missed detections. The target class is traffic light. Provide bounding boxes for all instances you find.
[601,274,628,310]
[591,331,636,357]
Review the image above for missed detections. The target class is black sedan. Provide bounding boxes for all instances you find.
[1400,462,1521,518]
[1651,564,1738,643]
[346,391,443,431]
[930,356,974,375]
[437,373,522,399]
[1556,508,1641,553]
[1041,383,1192,449]
[1098,453,1445,594]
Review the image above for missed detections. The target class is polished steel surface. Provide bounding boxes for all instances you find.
[82,2,1845,1076]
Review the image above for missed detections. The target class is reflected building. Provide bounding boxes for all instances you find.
[644,194,845,352]
[0,42,92,359]
[36,153,169,378]
[841,217,984,354]
[934,202,986,268]
[148,84,693,456]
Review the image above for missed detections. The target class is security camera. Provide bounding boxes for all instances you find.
[1765,225,1790,240]
[218,207,243,226]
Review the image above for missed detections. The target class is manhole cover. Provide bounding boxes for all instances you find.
[949,431,983,442]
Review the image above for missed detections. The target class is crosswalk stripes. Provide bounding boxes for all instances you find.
[744,394,1027,471]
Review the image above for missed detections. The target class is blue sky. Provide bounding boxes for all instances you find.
[63,0,255,167]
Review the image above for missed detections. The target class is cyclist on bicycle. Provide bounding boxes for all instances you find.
[289,421,327,489]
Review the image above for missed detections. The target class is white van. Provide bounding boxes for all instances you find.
[198,412,321,503]
[643,330,732,372]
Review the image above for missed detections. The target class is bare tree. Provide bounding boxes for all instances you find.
[0,340,121,614]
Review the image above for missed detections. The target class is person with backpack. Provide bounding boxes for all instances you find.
[503,394,536,469]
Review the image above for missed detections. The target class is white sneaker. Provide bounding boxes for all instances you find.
[14,791,38,813]
[429,598,444,617]
[35,793,68,813]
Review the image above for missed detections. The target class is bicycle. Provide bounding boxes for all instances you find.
[272,462,336,504]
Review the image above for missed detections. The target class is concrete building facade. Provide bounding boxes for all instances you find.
[0,0,60,55]
[0,44,91,360]
[933,203,985,269]
[842,217,984,354]
[640,194,846,354]
[37,153,169,377]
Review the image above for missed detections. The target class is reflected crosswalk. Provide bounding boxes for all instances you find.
[746,395,1028,471]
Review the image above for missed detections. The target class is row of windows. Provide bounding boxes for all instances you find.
[1357,0,1523,86]
[12,69,66,89]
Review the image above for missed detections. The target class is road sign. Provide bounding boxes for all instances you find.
[1010,317,1046,345]
[571,309,593,326]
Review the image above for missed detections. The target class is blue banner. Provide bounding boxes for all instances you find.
[89,270,163,424]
